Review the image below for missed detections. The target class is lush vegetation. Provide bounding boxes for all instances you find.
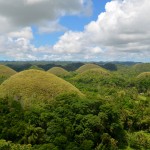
[0,63,150,150]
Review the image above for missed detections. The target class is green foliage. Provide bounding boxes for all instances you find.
[80,140,94,150]
[135,72,150,93]
[0,93,129,149]
[0,139,11,150]
[0,139,32,150]
[129,131,150,149]
[102,63,117,71]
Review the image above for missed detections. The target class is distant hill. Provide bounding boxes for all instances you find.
[137,72,150,79]
[132,63,150,73]
[63,62,85,71]
[47,67,70,77]
[0,64,16,77]
[76,63,103,73]
[101,63,117,71]
[74,68,110,83]
[0,64,17,84]
[28,65,44,71]
[0,61,147,72]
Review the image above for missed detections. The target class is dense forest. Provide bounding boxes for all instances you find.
[0,62,150,150]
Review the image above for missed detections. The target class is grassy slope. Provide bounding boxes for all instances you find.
[0,64,17,84]
[74,68,110,82]
[0,64,16,77]
[132,63,150,74]
[47,67,70,77]
[0,69,83,108]
[76,64,103,73]
[29,65,44,71]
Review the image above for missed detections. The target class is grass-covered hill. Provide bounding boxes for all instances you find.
[114,63,150,78]
[137,72,150,79]
[72,68,127,93]
[76,63,103,73]
[0,69,83,108]
[0,64,16,77]
[74,68,110,83]
[47,67,70,77]
[132,63,150,74]
[0,64,17,84]
[28,65,44,71]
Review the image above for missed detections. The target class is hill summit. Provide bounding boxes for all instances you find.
[132,63,150,73]
[76,63,104,73]
[0,64,16,77]
[48,67,69,77]
[0,69,83,108]
[0,64,17,84]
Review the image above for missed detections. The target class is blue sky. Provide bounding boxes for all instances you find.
[32,0,111,47]
[0,0,149,62]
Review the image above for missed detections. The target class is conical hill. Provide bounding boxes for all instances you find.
[0,70,83,108]
[0,64,17,84]
[74,68,110,83]
[0,64,16,77]
[76,63,105,73]
[48,67,69,77]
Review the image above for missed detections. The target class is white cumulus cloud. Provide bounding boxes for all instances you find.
[53,0,150,61]
[38,20,67,34]
[0,0,150,61]
[0,0,92,33]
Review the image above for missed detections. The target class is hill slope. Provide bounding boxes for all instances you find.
[48,67,69,77]
[28,65,44,71]
[76,64,104,73]
[132,63,150,73]
[0,64,16,77]
[74,68,110,83]
[0,70,83,108]
[0,65,17,84]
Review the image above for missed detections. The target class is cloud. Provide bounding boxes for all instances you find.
[26,0,49,5]
[38,20,67,34]
[8,27,33,39]
[0,27,73,60]
[0,0,93,60]
[53,0,150,61]
[0,0,92,33]
[0,27,37,60]
[0,0,150,62]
